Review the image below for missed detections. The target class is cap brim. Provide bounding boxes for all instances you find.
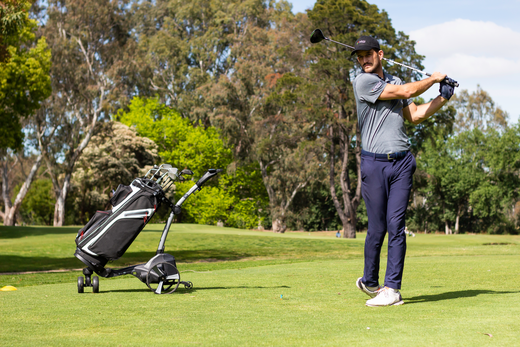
[350,45,380,56]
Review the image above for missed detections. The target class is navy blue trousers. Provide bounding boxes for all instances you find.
[360,151,416,290]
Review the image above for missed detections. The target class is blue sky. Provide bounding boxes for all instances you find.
[289,0,520,123]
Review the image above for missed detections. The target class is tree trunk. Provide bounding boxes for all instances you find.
[343,213,357,238]
[272,218,286,233]
[53,173,71,227]
[328,125,361,239]
[1,156,14,225]
[454,205,461,234]
[258,159,307,234]
[445,220,452,235]
[3,154,43,226]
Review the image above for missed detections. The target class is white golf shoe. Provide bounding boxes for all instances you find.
[356,277,383,298]
[365,286,404,307]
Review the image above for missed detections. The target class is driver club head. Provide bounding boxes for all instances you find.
[310,29,327,43]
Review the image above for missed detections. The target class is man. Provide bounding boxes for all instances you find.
[351,35,454,307]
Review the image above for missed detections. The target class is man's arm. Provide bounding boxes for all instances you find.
[378,72,446,100]
[402,96,448,125]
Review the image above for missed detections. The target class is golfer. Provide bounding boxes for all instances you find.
[352,35,454,306]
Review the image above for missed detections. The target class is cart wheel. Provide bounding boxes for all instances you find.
[184,281,193,289]
[92,276,99,293]
[77,276,84,293]
[146,261,181,294]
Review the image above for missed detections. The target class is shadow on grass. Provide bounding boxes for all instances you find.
[0,255,81,273]
[104,285,291,294]
[0,225,79,238]
[406,289,520,304]
[0,249,254,273]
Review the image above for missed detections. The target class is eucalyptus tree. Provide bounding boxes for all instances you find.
[450,85,509,133]
[306,0,425,237]
[199,4,320,232]
[131,0,253,122]
[37,0,135,226]
[0,0,51,226]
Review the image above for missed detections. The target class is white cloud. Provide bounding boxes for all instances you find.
[409,19,520,122]
[435,53,520,78]
[410,19,520,58]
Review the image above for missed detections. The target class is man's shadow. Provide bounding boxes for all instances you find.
[406,289,520,304]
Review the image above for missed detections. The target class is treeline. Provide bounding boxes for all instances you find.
[1,0,518,235]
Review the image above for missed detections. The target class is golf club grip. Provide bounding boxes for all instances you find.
[446,78,459,88]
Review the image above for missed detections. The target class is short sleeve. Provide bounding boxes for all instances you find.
[354,73,387,104]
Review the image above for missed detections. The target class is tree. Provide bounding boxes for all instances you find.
[16,178,55,225]
[130,0,251,122]
[451,85,509,133]
[469,126,520,233]
[117,97,238,224]
[0,0,51,226]
[418,131,485,234]
[416,125,520,234]
[71,121,160,224]
[306,0,425,237]
[199,5,320,232]
[37,0,134,226]
[0,1,51,150]
[1,0,28,62]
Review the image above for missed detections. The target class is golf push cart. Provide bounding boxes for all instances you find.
[74,165,222,294]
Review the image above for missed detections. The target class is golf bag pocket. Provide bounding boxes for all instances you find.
[76,210,112,246]
[110,184,133,207]
[86,194,157,260]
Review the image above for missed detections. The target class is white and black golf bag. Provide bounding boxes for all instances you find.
[74,165,223,294]
[74,177,163,272]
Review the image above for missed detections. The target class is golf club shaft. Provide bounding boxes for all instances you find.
[325,37,459,87]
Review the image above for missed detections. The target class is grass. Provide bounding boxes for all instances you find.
[1,224,520,346]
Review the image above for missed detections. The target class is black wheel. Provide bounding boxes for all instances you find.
[77,276,84,293]
[184,281,193,289]
[92,276,99,293]
[146,261,181,294]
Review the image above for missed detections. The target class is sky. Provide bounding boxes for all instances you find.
[289,0,520,124]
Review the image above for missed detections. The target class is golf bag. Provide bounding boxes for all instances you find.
[74,165,223,294]
[74,177,163,272]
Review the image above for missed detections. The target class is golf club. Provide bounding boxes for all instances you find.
[310,29,459,88]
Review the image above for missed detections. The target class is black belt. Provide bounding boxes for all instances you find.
[361,149,409,161]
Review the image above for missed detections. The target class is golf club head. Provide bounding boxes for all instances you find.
[310,29,326,43]
[167,167,178,180]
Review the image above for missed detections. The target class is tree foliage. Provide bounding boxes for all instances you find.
[451,85,509,133]
[70,121,160,224]
[0,0,51,150]
[36,0,135,226]
[304,0,425,237]
[5,0,519,235]
[117,96,266,227]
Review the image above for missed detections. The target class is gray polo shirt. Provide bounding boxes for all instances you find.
[353,72,412,154]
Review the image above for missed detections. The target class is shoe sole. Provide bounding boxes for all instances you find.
[366,300,404,307]
[356,277,379,298]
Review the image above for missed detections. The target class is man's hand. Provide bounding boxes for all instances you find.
[439,80,455,100]
[430,72,447,83]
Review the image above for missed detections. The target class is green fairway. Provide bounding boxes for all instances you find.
[1,225,520,346]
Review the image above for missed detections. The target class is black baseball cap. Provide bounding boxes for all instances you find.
[351,36,380,56]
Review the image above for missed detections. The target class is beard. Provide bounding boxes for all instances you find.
[362,58,380,73]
